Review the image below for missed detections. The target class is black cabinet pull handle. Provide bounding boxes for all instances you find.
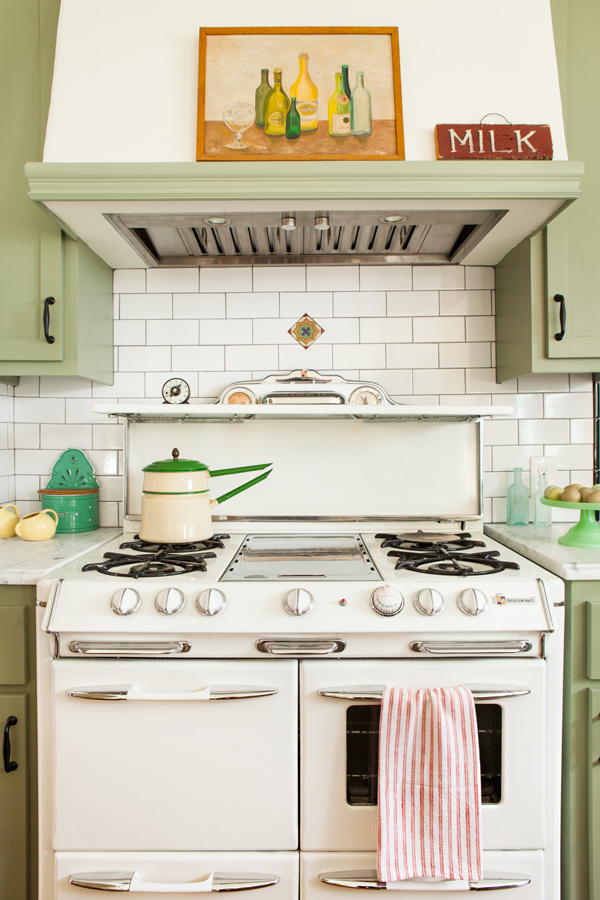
[43,296,56,344]
[3,716,18,773]
[554,293,566,341]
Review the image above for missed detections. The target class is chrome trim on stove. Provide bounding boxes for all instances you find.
[256,638,345,656]
[110,587,141,616]
[409,640,533,656]
[68,641,191,657]
[537,578,555,631]
[284,588,314,616]
[318,870,531,891]
[65,685,279,701]
[318,684,531,702]
[68,871,280,892]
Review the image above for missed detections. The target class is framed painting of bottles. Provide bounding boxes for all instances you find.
[196,27,404,161]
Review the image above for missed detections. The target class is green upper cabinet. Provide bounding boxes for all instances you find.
[495,0,600,382]
[0,0,113,384]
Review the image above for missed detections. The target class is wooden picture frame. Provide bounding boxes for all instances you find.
[197,27,404,161]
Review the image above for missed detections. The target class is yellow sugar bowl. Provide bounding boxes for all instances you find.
[0,504,20,538]
[15,509,58,541]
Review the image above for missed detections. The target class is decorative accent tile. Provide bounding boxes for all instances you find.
[288,313,325,349]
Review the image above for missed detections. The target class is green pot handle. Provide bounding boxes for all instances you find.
[214,469,272,505]
[209,463,271,477]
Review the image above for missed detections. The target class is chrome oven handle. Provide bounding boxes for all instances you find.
[318,684,531,702]
[68,641,191,657]
[68,871,280,893]
[66,685,278,702]
[318,870,532,891]
[409,640,533,656]
[256,639,345,656]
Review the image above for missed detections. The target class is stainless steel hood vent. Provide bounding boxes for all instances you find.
[105,209,505,267]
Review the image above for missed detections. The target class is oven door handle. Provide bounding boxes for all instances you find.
[319,870,531,891]
[409,640,533,656]
[65,685,278,702]
[68,871,280,892]
[256,639,345,655]
[68,641,191,657]
[318,684,530,702]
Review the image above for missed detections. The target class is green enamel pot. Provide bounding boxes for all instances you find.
[39,488,99,533]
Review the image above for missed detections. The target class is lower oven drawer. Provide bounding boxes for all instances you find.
[300,659,547,852]
[51,660,298,851]
[301,852,545,899]
[55,852,298,899]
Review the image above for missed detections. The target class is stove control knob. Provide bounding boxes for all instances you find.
[370,585,404,617]
[284,588,313,616]
[110,587,141,616]
[155,587,185,616]
[458,588,488,616]
[415,588,444,616]
[196,588,226,617]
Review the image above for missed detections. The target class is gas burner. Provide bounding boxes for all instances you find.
[82,548,218,578]
[376,531,486,553]
[120,534,230,553]
[390,548,521,577]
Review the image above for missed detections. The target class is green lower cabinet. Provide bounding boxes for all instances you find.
[0,588,37,900]
[562,584,600,900]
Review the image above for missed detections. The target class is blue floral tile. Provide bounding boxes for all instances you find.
[288,313,325,349]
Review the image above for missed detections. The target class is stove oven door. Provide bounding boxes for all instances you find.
[300,659,546,852]
[51,659,297,851]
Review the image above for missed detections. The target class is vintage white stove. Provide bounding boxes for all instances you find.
[36,372,564,900]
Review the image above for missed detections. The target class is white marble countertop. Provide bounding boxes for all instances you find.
[484,524,600,581]
[0,528,122,585]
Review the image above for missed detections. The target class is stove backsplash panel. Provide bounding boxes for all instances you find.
[6,263,593,525]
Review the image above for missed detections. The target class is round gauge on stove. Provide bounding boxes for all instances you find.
[370,585,404,617]
[349,386,384,406]
[161,377,191,405]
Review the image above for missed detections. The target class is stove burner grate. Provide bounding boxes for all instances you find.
[376,531,486,552]
[389,548,520,577]
[81,534,229,578]
[120,534,230,553]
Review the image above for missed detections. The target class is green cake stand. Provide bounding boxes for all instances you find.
[541,497,600,548]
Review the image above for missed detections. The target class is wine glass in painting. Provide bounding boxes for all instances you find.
[222,102,255,150]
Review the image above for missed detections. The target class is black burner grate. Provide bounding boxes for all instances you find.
[376,533,520,576]
[82,534,230,578]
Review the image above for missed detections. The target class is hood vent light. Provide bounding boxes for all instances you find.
[107,208,506,268]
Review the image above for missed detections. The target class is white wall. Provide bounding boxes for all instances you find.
[44,0,567,162]
[0,384,15,505]
[7,263,593,526]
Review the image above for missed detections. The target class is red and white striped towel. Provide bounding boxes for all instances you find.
[377,684,483,885]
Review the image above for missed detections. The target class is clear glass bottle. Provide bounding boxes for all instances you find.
[351,71,371,136]
[506,467,529,526]
[286,97,301,140]
[290,53,318,132]
[328,72,351,137]
[533,470,552,526]
[264,68,290,137]
[254,69,272,128]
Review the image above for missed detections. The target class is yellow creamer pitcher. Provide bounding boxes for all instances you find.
[0,504,20,538]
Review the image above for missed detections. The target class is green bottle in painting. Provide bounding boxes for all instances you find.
[341,64,352,99]
[286,97,301,139]
[255,68,272,128]
[351,70,371,136]
[328,72,351,137]
[264,68,290,136]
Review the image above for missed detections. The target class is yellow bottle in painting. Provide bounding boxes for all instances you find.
[264,68,290,136]
[328,72,350,137]
[290,53,318,132]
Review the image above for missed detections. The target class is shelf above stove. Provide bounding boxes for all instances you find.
[92,403,514,423]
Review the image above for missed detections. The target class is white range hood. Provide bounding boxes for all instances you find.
[28,0,581,270]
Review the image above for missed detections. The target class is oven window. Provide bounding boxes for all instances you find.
[346,704,502,806]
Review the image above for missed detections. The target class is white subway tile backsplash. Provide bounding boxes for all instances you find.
[465,316,495,342]
[0,449,14,478]
[544,443,594,471]
[307,266,359,292]
[387,291,439,317]
[39,376,93,398]
[92,424,125,450]
[15,474,41,502]
[199,267,253,293]
[147,319,200,346]
[40,424,93,450]
[516,373,570,393]
[14,398,65,424]
[333,344,385,369]
[225,345,278,371]
[543,392,592,418]
[440,291,492,317]
[413,369,466,395]
[492,445,543,471]
[119,293,172,319]
[492,393,544,419]
[113,320,146,346]
[360,318,412,343]
[569,373,594,392]
[99,501,121,527]
[483,419,519,446]
[146,268,199,293]
[571,419,594,443]
[113,269,146,293]
[92,373,146,398]
[333,291,386,317]
[280,292,333,319]
[279,343,333,370]
[173,293,226,319]
[465,267,495,290]
[519,418,570,445]
[413,266,465,290]
[14,424,39,449]
[438,342,491,368]
[253,266,306,292]
[360,369,413,395]
[227,293,279,318]
[200,319,252,345]
[387,343,439,369]
[173,346,225,371]
[466,368,517,394]
[14,377,40,397]
[15,448,66,476]
[413,317,465,343]
[118,346,172,372]
[84,449,120,476]
[314,318,360,343]
[66,399,114,425]
[359,266,412,291]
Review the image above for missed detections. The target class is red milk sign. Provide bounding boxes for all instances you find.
[434,124,553,160]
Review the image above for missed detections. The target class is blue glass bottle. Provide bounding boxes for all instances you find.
[506,467,529,525]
